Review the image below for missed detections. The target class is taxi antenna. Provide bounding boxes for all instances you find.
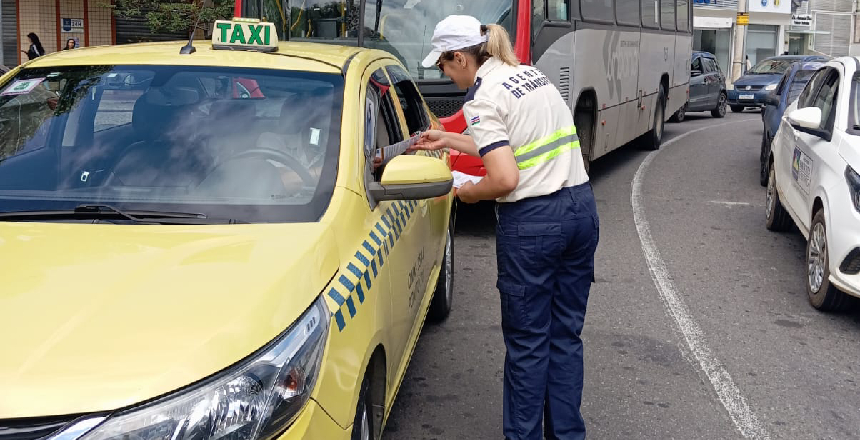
[180,11,205,54]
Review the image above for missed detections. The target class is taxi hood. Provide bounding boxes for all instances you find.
[0,222,339,418]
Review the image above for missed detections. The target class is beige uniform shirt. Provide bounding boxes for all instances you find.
[463,57,588,203]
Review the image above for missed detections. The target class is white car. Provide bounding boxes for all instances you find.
[766,56,860,311]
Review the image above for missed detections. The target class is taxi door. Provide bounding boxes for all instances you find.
[785,67,841,231]
[363,64,427,375]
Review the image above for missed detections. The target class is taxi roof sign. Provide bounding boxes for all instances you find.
[212,19,278,52]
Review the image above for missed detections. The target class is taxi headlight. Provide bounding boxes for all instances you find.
[80,298,329,440]
[765,83,778,91]
[847,166,860,213]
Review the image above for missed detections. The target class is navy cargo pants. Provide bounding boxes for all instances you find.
[495,182,599,440]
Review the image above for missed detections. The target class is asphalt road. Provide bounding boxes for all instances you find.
[382,110,860,440]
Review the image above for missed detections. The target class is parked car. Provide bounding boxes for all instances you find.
[760,61,825,186]
[672,51,727,122]
[728,55,829,112]
[765,56,860,311]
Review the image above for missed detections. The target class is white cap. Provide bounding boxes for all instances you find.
[421,15,487,68]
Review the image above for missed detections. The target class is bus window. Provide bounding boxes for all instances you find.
[616,0,640,26]
[641,0,658,28]
[533,0,546,39]
[548,0,570,21]
[362,0,514,80]
[676,0,689,32]
[661,0,675,31]
[581,0,613,23]
[289,0,361,40]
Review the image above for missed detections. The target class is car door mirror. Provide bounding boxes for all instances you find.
[764,94,779,106]
[368,154,453,201]
[788,107,822,130]
[691,69,702,77]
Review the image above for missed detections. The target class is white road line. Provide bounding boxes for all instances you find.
[631,119,770,440]
[709,201,753,207]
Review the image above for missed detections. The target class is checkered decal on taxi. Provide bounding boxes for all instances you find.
[327,199,420,331]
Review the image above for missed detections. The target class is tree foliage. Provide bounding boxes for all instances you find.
[106,0,234,36]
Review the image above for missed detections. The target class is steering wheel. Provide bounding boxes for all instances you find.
[208,147,317,187]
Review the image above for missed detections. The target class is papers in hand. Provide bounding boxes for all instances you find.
[376,133,421,163]
[452,170,483,189]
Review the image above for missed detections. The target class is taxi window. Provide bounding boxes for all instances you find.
[0,65,344,224]
[364,68,404,205]
[385,64,430,135]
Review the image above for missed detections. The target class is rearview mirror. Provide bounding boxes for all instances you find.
[788,107,822,130]
[369,155,453,201]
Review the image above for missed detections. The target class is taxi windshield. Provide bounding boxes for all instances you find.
[0,65,343,223]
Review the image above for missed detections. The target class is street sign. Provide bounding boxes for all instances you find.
[737,13,749,26]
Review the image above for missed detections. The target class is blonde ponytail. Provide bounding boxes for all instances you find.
[482,24,519,66]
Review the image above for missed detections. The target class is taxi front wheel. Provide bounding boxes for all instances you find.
[351,375,373,440]
[806,210,851,311]
[428,218,454,322]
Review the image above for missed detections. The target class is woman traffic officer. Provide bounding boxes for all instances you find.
[412,15,599,440]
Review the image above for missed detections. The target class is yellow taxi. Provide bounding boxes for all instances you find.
[0,18,455,440]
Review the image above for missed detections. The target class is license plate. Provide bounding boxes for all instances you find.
[740,94,755,100]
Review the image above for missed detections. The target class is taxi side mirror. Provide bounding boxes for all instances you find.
[369,155,453,201]
[788,107,822,130]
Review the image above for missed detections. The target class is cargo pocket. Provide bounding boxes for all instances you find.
[497,278,527,331]
[516,222,564,269]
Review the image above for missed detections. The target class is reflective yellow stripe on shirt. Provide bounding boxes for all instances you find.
[514,125,579,170]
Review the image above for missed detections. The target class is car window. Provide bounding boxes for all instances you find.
[798,69,828,108]
[365,68,404,190]
[850,73,860,136]
[788,70,816,102]
[0,65,344,223]
[385,64,430,135]
[704,59,719,74]
[691,57,703,72]
[774,74,789,96]
[749,59,794,75]
[810,70,839,132]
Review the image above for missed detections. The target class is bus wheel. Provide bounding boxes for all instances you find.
[643,85,665,151]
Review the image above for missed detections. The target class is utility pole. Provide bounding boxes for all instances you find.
[732,0,748,82]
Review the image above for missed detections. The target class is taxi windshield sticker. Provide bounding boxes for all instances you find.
[212,19,278,52]
[1,78,45,96]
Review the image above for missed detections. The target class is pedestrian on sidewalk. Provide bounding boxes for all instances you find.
[64,38,77,50]
[21,33,45,60]
[413,15,599,440]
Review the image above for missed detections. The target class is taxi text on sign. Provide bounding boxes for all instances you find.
[212,19,278,52]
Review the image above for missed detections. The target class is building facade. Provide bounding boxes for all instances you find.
[693,0,793,80]
[1,0,186,69]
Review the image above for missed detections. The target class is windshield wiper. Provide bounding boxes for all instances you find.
[0,204,245,224]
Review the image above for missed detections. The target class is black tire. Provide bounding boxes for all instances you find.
[711,92,727,118]
[730,105,744,113]
[428,216,454,322]
[806,210,851,311]
[642,85,666,151]
[351,375,374,440]
[765,165,792,232]
[759,131,770,187]
[670,102,687,123]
